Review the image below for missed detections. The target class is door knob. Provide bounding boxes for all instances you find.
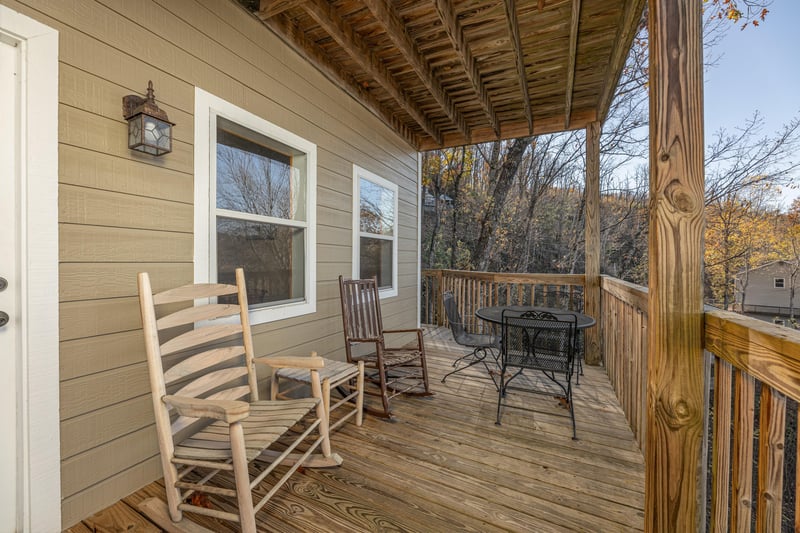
[0,277,6,291]
[0,311,8,328]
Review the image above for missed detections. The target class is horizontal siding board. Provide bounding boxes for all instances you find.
[60,395,154,459]
[59,184,193,232]
[60,262,192,302]
[60,457,163,529]
[60,330,146,381]
[60,297,142,341]
[59,225,192,262]
[59,63,193,144]
[60,144,192,203]
[60,362,151,420]
[59,105,193,172]
[61,426,159,498]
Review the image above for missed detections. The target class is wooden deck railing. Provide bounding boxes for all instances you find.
[600,275,649,451]
[704,310,800,531]
[422,268,800,529]
[421,269,585,334]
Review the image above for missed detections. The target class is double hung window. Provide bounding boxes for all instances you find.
[353,166,398,297]
[195,89,316,323]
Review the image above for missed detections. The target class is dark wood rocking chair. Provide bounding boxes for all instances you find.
[338,275,432,419]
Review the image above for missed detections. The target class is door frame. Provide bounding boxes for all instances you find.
[0,6,60,531]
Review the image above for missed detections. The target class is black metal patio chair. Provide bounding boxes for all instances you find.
[496,310,578,439]
[440,291,499,384]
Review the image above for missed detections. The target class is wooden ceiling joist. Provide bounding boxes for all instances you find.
[597,0,646,123]
[434,0,500,136]
[362,0,470,142]
[260,11,419,147]
[302,0,443,146]
[503,0,534,135]
[257,0,300,19]
[241,0,645,151]
[418,107,597,152]
[564,0,582,129]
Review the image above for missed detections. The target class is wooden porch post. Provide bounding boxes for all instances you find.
[584,121,601,365]
[646,0,705,530]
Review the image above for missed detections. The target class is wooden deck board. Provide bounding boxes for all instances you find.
[67,326,645,532]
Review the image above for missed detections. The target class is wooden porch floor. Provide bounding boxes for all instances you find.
[66,327,645,532]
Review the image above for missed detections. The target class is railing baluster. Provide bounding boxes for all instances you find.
[731,370,755,532]
[756,385,785,533]
[710,358,733,533]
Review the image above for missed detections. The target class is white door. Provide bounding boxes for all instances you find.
[0,35,19,530]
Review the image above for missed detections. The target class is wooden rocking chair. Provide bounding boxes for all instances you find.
[338,275,432,419]
[137,268,339,532]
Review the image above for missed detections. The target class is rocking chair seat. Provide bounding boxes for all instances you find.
[355,348,421,367]
[174,398,320,462]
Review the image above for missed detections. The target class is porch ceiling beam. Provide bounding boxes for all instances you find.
[259,11,420,148]
[257,0,300,19]
[564,0,582,129]
[301,0,443,146]
[418,107,596,151]
[433,0,500,137]
[503,0,534,135]
[362,0,470,142]
[598,0,646,123]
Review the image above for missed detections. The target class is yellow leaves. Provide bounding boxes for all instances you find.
[726,8,742,22]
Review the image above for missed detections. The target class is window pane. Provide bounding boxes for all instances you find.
[360,237,393,289]
[217,217,305,307]
[359,178,394,235]
[216,117,306,221]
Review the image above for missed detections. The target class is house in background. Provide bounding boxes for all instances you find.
[735,260,798,318]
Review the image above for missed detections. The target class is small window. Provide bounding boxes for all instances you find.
[353,166,398,297]
[775,278,785,289]
[195,89,316,324]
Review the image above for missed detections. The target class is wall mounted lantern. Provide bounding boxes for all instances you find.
[122,81,174,156]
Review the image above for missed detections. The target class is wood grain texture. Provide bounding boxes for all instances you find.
[68,328,646,532]
[584,121,601,365]
[705,310,800,400]
[755,385,785,533]
[645,0,706,529]
[730,370,755,531]
[709,358,732,532]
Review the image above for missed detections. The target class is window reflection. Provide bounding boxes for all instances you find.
[217,218,305,307]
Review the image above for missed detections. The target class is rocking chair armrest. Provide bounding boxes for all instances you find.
[382,328,423,335]
[254,354,325,370]
[163,395,250,424]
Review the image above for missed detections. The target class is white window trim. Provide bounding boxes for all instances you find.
[0,7,60,531]
[194,88,316,323]
[774,277,786,289]
[352,165,399,298]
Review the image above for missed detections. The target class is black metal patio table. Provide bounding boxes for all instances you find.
[475,305,596,329]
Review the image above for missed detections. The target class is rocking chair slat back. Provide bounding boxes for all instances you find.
[152,282,238,305]
[156,303,241,329]
[138,268,336,532]
[340,278,383,340]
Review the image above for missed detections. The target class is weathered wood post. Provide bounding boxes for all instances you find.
[646,0,706,530]
[584,121,601,365]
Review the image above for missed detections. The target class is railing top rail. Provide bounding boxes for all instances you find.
[423,269,585,286]
[600,275,649,310]
[705,309,800,401]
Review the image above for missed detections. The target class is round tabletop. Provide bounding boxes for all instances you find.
[475,305,596,329]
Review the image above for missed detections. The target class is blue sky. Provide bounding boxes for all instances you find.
[703,0,800,208]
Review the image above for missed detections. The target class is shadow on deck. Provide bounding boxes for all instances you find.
[66,326,645,532]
